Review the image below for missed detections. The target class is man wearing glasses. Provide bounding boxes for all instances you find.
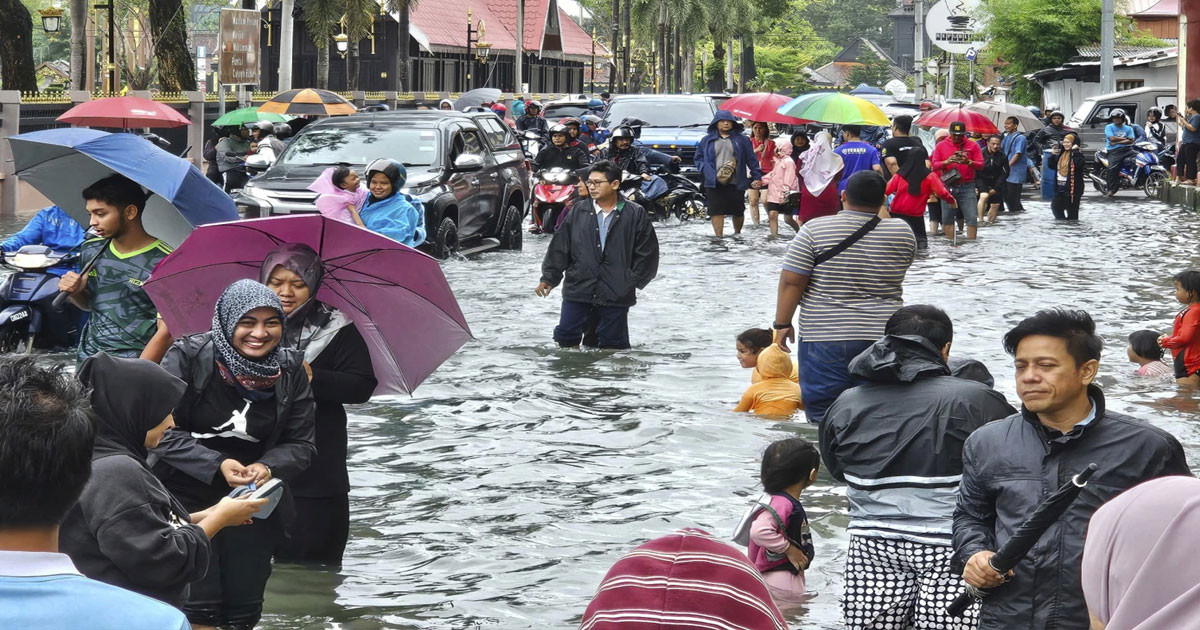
[535,161,660,350]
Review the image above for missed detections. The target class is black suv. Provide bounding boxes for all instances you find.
[236,110,530,258]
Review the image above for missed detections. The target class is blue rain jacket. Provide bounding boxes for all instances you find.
[361,193,426,248]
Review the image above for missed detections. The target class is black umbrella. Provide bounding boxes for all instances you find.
[454,88,502,111]
[947,463,1099,617]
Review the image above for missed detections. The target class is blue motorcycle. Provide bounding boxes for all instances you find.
[1090,139,1170,199]
[0,245,83,353]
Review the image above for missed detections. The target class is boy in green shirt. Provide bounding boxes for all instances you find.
[57,174,174,364]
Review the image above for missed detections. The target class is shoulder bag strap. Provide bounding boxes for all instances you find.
[814,216,881,267]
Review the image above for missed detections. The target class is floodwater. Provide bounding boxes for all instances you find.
[6,189,1200,629]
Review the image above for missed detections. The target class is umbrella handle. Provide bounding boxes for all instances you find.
[51,237,112,311]
[1073,463,1099,487]
[947,585,987,617]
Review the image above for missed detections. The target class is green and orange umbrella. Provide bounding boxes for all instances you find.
[258,88,357,117]
[776,92,890,127]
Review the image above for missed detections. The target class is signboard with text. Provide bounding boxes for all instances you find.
[218,9,260,85]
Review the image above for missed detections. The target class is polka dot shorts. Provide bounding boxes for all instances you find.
[842,535,979,630]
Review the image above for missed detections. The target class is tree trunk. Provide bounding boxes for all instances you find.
[740,35,756,91]
[70,0,86,89]
[398,4,411,92]
[621,0,629,92]
[609,0,618,92]
[683,36,694,93]
[317,44,329,89]
[150,0,197,91]
[0,0,38,92]
[708,38,725,93]
[349,39,360,90]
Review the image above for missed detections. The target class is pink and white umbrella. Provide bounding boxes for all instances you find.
[144,215,471,395]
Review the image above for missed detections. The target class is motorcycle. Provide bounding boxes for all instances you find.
[520,130,545,165]
[530,168,579,234]
[0,245,83,354]
[1090,139,1170,199]
[620,168,708,222]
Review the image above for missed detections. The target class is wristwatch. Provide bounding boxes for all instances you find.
[772,322,793,330]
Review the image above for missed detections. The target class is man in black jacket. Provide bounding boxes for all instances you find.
[532,124,590,172]
[822,305,1015,630]
[516,101,550,138]
[595,127,650,178]
[953,309,1191,629]
[535,160,659,349]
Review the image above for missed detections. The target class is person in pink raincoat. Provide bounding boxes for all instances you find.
[761,139,800,237]
[308,166,368,227]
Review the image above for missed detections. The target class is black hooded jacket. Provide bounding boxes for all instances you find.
[533,143,590,173]
[953,385,1192,629]
[61,354,210,607]
[151,333,316,496]
[540,198,659,307]
[594,144,649,176]
[821,336,1015,546]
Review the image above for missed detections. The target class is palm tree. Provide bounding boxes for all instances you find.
[304,0,342,88]
[70,0,86,90]
[381,0,420,93]
[342,0,375,90]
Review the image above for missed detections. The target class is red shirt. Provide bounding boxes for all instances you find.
[1162,303,1200,375]
[931,138,984,183]
[753,137,775,173]
[886,172,956,216]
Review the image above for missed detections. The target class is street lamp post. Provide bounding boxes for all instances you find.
[94,2,116,93]
[38,3,63,38]
[335,32,349,58]
[590,29,596,93]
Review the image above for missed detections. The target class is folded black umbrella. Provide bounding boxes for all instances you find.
[947,463,1098,617]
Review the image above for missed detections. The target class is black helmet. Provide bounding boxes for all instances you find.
[274,122,292,139]
[364,158,407,189]
[610,126,635,140]
[549,123,569,137]
[250,120,275,135]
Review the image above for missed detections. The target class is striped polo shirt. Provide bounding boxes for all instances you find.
[782,211,916,342]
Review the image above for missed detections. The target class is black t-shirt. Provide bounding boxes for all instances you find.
[881,136,924,171]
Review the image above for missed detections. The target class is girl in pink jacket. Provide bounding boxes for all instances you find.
[760,140,800,237]
[746,437,818,603]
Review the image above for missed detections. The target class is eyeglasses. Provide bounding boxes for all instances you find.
[585,179,614,187]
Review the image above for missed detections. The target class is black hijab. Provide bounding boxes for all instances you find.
[78,353,187,464]
[260,243,327,349]
[898,146,932,196]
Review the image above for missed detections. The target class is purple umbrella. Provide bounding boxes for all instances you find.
[144,215,471,395]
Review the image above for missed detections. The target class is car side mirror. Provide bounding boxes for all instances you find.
[453,153,484,171]
[246,153,273,173]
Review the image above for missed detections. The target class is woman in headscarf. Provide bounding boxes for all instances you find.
[261,244,377,565]
[151,279,315,630]
[360,158,427,248]
[60,354,266,608]
[1082,476,1200,630]
[797,130,843,224]
[884,146,955,249]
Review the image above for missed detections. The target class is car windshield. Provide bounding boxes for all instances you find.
[280,126,440,166]
[604,100,714,127]
[544,104,590,119]
[1067,101,1094,128]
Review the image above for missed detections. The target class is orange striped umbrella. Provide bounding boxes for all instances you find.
[258,89,357,116]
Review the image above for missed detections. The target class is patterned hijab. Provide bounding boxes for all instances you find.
[211,279,285,397]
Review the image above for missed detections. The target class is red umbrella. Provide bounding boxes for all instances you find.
[915,106,999,135]
[720,92,811,125]
[58,96,191,129]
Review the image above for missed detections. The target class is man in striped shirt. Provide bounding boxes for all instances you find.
[819,305,1015,629]
[773,170,916,424]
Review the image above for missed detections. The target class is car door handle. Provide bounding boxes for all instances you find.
[470,178,481,186]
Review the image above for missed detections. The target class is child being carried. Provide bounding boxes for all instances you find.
[309,166,368,227]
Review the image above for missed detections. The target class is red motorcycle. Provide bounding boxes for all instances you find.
[530,168,578,234]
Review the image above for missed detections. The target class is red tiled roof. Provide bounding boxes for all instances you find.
[410,0,607,58]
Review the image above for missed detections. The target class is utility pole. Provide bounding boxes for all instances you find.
[516,0,524,94]
[1100,0,1115,93]
[946,54,955,99]
[279,0,294,90]
[725,38,734,92]
[913,0,924,101]
[609,0,618,92]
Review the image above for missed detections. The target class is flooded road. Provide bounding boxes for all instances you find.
[6,189,1199,629]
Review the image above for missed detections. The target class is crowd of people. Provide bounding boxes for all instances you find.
[0,171,376,629]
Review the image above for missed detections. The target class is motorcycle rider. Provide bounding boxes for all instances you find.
[250,120,286,162]
[596,127,650,180]
[1146,107,1167,146]
[1103,109,1137,196]
[0,205,87,277]
[216,125,252,193]
[561,118,589,150]
[1031,110,1070,159]
[533,124,590,172]
[517,101,550,138]
[583,115,608,147]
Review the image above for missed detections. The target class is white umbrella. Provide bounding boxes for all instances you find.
[964,101,1043,132]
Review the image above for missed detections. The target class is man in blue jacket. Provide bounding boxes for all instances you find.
[1,205,86,277]
[696,110,763,237]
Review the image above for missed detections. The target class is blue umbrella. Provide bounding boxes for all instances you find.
[8,128,238,247]
[850,83,886,95]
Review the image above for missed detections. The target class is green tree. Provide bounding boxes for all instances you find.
[798,0,894,52]
[847,53,891,88]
